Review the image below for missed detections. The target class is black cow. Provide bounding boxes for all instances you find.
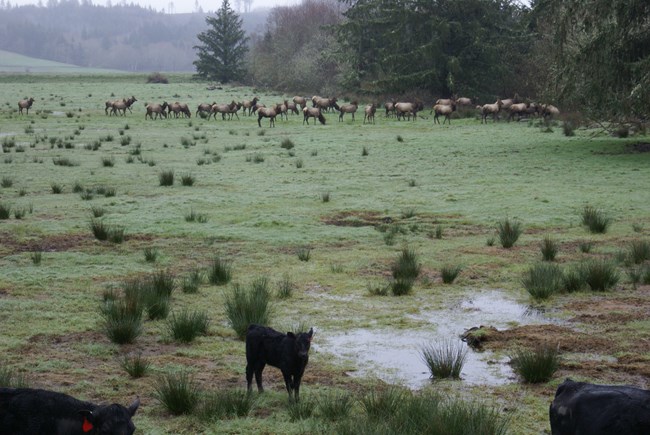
[245,324,314,401]
[550,378,650,435]
[0,387,139,435]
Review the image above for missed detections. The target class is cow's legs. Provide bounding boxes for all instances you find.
[254,365,265,392]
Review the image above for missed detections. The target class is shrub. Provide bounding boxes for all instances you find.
[147,72,169,84]
[168,309,210,343]
[159,170,174,186]
[1,176,13,188]
[224,278,272,340]
[580,259,619,291]
[72,181,84,193]
[420,340,468,379]
[90,218,109,240]
[628,240,650,264]
[297,246,311,261]
[441,265,462,284]
[362,146,369,156]
[497,218,522,248]
[52,157,79,166]
[101,156,115,167]
[510,346,559,383]
[540,235,558,261]
[197,389,256,421]
[154,371,200,416]
[120,354,150,378]
[295,159,303,169]
[582,206,611,234]
[208,257,232,285]
[523,263,563,300]
[101,298,143,344]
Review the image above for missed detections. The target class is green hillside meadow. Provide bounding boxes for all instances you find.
[0,73,649,434]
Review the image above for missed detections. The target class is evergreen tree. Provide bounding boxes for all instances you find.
[193,0,248,83]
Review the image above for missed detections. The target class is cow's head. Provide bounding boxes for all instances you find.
[288,328,314,360]
[79,398,139,435]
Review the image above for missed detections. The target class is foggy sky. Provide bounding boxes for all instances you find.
[7,0,301,14]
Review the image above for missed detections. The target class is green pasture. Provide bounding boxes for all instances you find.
[0,74,649,434]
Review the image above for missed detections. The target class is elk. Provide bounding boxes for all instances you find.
[145,102,168,120]
[18,97,35,115]
[363,103,376,124]
[303,107,326,125]
[337,101,358,122]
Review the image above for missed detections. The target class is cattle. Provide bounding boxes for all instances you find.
[0,387,139,435]
[550,378,650,435]
[245,324,314,401]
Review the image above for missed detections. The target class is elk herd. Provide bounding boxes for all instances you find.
[15,93,560,127]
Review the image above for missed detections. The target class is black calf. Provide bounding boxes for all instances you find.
[245,324,314,401]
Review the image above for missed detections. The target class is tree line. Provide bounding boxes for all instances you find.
[199,0,648,122]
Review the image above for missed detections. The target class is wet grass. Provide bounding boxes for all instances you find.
[0,74,648,434]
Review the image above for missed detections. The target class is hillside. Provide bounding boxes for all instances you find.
[0,49,123,74]
[0,3,269,72]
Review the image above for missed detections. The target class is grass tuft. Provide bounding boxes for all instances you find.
[100,298,143,344]
[159,169,174,186]
[510,345,559,383]
[497,218,522,248]
[208,256,232,285]
[420,339,468,379]
[180,173,195,186]
[317,391,353,421]
[30,251,42,265]
[168,309,210,343]
[287,396,316,421]
[580,259,619,291]
[297,246,311,262]
[197,389,256,421]
[540,235,558,261]
[276,273,294,299]
[582,206,611,234]
[0,366,28,388]
[0,202,12,219]
[441,264,462,284]
[628,240,650,264]
[120,354,150,378]
[523,263,563,300]
[154,371,200,415]
[224,278,272,340]
[144,247,158,263]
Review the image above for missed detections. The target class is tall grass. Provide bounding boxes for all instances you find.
[582,206,611,233]
[120,354,150,378]
[523,263,563,300]
[317,391,354,421]
[497,218,522,248]
[540,235,558,261]
[628,240,650,264]
[580,259,619,291]
[510,346,559,383]
[297,246,311,261]
[168,309,210,343]
[276,273,294,299]
[208,256,232,285]
[224,278,272,340]
[154,371,200,415]
[441,264,462,284]
[159,169,174,186]
[420,340,468,380]
[0,366,28,388]
[0,202,11,219]
[100,298,143,344]
[197,389,256,421]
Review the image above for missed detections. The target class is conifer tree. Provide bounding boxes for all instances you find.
[193,0,248,83]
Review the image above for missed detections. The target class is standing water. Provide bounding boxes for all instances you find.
[318,290,551,389]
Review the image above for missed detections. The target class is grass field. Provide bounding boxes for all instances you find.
[0,73,649,434]
[0,49,123,74]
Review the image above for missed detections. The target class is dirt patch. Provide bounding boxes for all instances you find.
[322,211,389,227]
[0,231,95,255]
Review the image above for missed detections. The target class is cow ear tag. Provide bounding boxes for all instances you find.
[82,416,94,433]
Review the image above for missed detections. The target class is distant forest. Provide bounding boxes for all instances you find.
[0,0,269,72]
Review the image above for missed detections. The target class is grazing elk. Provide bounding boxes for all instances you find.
[507,102,528,122]
[145,102,168,120]
[18,97,35,115]
[312,96,338,112]
[285,100,299,115]
[292,96,307,111]
[246,324,314,401]
[275,101,288,121]
[550,378,650,435]
[196,102,215,118]
[395,101,423,121]
[303,107,326,125]
[106,96,136,116]
[432,103,456,125]
[363,103,376,124]
[211,101,239,120]
[241,97,259,116]
[541,104,560,119]
[257,106,277,127]
[384,100,397,118]
[0,387,139,435]
[337,101,358,122]
[168,102,191,118]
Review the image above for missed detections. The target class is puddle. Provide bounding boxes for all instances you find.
[319,290,552,389]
